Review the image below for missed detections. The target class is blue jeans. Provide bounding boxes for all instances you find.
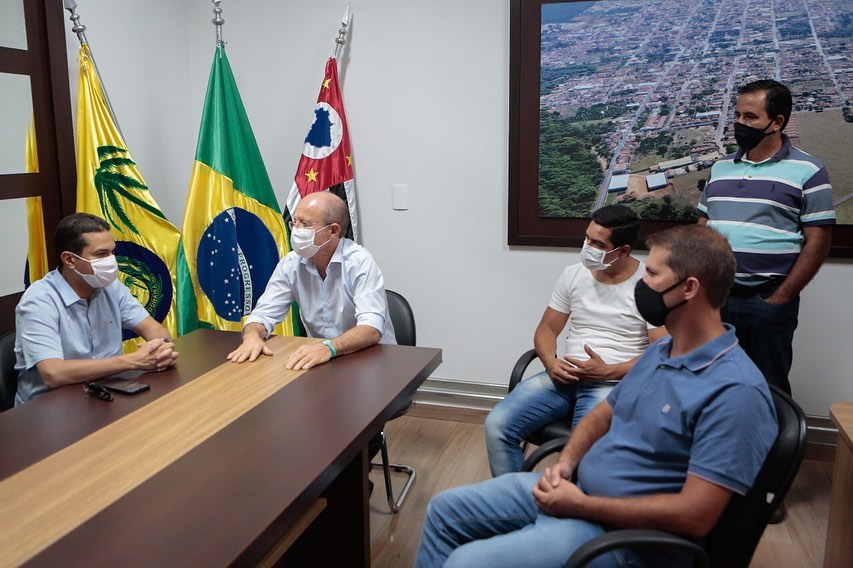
[485,372,613,476]
[722,293,799,396]
[414,472,637,568]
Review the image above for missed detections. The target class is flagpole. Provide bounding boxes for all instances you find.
[63,0,124,139]
[212,0,225,49]
[332,4,351,60]
[64,0,88,45]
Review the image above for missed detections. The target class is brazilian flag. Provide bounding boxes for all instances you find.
[75,44,181,347]
[177,45,297,336]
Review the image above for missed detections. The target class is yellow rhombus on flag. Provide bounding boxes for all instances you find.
[75,44,181,347]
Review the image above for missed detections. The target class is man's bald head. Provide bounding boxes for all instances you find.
[298,191,350,235]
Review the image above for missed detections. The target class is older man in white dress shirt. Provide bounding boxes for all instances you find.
[227,191,396,369]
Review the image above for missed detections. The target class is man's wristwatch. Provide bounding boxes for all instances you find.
[322,339,337,358]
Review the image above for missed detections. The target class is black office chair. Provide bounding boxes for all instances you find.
[369,290,417,513]
[509,348,573,452]
[0,332,18,411]
[521,385,807,568]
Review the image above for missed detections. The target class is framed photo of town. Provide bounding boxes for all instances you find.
[508,0,853,256]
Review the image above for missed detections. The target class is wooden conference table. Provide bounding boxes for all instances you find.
[824,401,853,568]
[0,330,442,567]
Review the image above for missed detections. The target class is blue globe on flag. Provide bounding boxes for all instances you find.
[197,207,279,322]
[115,241,174,341]
[303,102,343,160]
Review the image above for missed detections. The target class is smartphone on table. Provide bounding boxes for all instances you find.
[98,378,150,395]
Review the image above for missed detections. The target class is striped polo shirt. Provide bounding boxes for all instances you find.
[698,135,836,287]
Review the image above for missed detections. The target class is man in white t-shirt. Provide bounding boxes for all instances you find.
[485,204,666,476]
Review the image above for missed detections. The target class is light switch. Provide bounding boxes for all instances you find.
[392,184,408,210]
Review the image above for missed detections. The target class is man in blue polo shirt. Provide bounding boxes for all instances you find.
[414,225,777,568]
[14,213,178,405]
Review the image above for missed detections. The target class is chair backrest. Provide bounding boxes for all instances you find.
[705,385,807,567]
[0,332,18,411]
[386,290,415,347]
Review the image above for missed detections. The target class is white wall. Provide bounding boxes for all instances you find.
[63,1,194,224]
[62,0,853,417]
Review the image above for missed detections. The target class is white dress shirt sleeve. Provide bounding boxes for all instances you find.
[347,253,388,337]
[244,256,296,337]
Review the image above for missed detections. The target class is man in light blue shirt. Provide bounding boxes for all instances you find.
[227,191,395,368]
[15,213,178,405]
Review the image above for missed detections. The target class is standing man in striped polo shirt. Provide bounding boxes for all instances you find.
[698,80,836,521]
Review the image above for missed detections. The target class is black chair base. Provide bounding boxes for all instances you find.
[370,396,416,513]
[369,290,418,514]
[370,428,416,513]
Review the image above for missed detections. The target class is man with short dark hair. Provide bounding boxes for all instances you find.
[227,190,396,368]
[14,213,177,404]
[415,225,777,568]
[699,79,835,397]
[698,79,835,522]
[485,204,665,476]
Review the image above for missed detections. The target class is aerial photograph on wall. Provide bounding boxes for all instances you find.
[539,0,853,223]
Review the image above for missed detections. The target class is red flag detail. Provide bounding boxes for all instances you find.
[294,58,354,198]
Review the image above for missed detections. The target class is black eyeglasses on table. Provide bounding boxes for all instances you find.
[83,382,113,402]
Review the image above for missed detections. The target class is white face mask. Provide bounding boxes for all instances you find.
[580,242,620,272]
[71,253,119,288]
[290,225,331,259]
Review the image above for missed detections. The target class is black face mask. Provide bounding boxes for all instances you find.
[634,278,688,327]
[733,119,775,152]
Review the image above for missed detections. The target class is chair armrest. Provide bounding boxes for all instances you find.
[508,348,539,393]
[521,436,568,471]
[564,529,709,568]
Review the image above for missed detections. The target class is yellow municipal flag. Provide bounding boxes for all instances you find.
[177,45,297,336]
[25,116,48,286]
[76,44,181,344]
